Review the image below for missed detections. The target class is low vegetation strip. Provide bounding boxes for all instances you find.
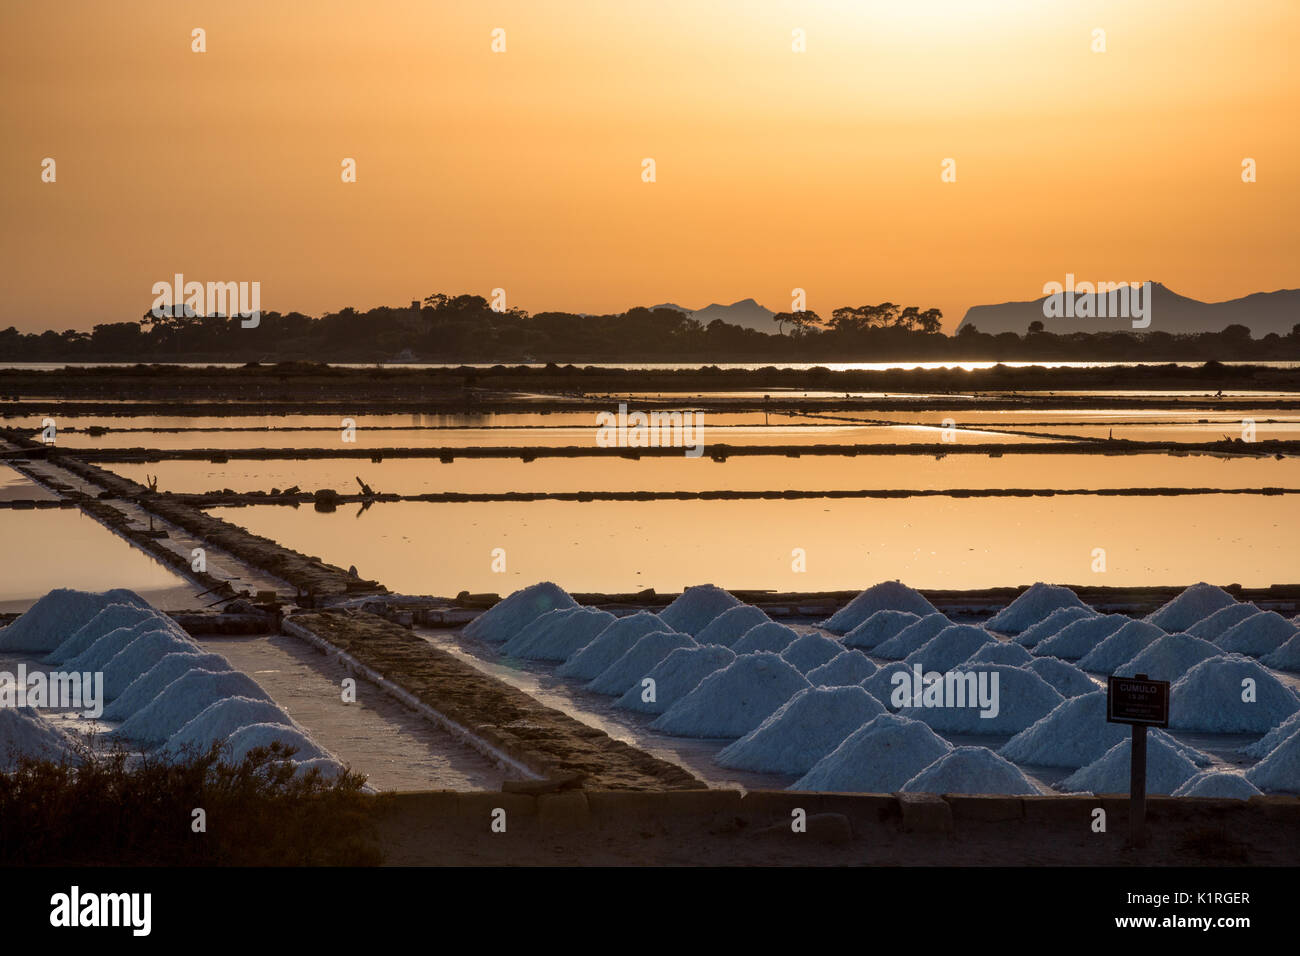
[288,610,703,791]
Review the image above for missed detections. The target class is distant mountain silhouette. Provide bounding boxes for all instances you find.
[957,283,1300,337]
[649,298,775,333]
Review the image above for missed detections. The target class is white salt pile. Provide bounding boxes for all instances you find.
[67,623,196,676]
[462,582,576,643]
[294,757,348,780]
[985,583,1088,634]
[556,611,672,680]
[1026,657,1098,698]
[716,685,884,775]
[1076,619,1166,674]
[902,625,995,672]
[842,610,920,650]
[0,707,80,769]
[164,697,296,757]
[898,663,1063,734]
[1113,634,1222,683]
[103,652,232,720]
[101,629,203,698]
[1239,711,1300,759]
[780,633,845,673]
[820,581,938,634]
[1000,691,1133,768]
[731,621,801,654]
[1262,633,1300,672]
[223,723,329,765]
[966,641,1033,666]
[806,650,877,686]
[587,630,697,695]
[791,714,952,793]
[112,670,275,745]
[1245,727,1300,793]
[651,652,810,738]
[1059,735,1201,795]
[45,603,175,664]
[1032,613,1128,661]
[657,584,741,636]
[614,645,735,714]
[0,588,148,654]
[1172,772,1262,799]
[500,607,616,661]
[1186,602,1260,641]
[1145,582,1236,632]
[1215,611,1297,657]
[695,605,770,647]
[1012,606,1095,647]
[902,746,1041,795]
[873,613,951,660]
[1169,655,1300,733]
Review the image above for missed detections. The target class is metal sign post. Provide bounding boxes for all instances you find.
[1106,673,1170,848]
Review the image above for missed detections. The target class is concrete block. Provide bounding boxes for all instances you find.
[898,792,952,833]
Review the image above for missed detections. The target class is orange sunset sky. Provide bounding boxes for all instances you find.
[1,0,1297,335]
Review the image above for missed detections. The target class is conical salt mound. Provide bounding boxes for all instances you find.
[1172,772,1262,799]
[1215,611,1297,657]
[67,622,196,675]
[696,605,770,646]
[501,607,616,661]
[716,685,884,775]
[1033,614,1128,661]
[821,582,938,635]
[780,633,845,673]
[1169,655,1300,733]
[1263,633,1300,672]
[902,745,1041,795]
[0,588,149,653]
[1239,711,1300,759]
[462,582,577,643]
[806,650,877,687]
[873,613,950,660]
[1186,602,1260,641]
[651,652,810,739]
[898,664,1063,734]
[103,652,231,720]
[1059,735,1200,795]
[222,723,329,765]
[1076,620,1165,674]
[731,621,800,654]
[1026,657,1097,698]
[0,707,81,769]
[966,641,1033,666]
[1245,727,1300,793]
[842,610,919,650]
[1000,692,1131,768]
[164,697,296,757]
[101,629,203,697]
[657,585,741,636]
[587,630,697,695]
[614,645,735,714]
[1012,606,1095,647]
[111,670,274,746]
[1113,634,1221,683]
[556,611,669,679]
[902,625,995,672]
[1144,583,1236,632]
[791,713,952,793]
[985,584,1088,634]
[44,604,172,664]
[861,662,912,709]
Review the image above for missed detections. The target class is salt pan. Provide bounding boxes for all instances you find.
[805,650,877,687]
[587,630,697,695]
[1145,582,1236,632]
[651,652,810,739]
[902,746,1041,795]
[1059,735,1201,795]
[873,613,950,660]
[1032,613,1128,661]
[1012,606,1095,647]
[716,685,884,775]
[731,621,801,654]
[842,610,919,650]
[614,645,735,714]
[791,714,952,793]
[1215,611,1297,657]
[462,582,576,643]
[780,633,845,673]
[1169,655,1300,733]
[657,585,740,636]
[820,582,938,634]
[985,583,1088,634]
[1076,620,1165,674]
[695,605,770,647]
[556,611,671,680]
